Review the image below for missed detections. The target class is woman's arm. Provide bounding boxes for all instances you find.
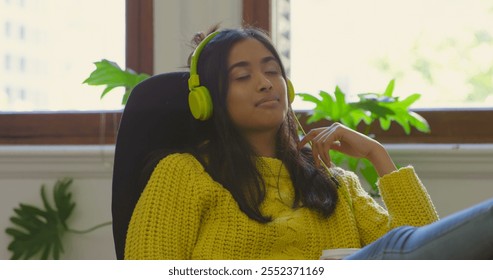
[299,123,438,244]
[378,166,439,226]
[342,166,439,246]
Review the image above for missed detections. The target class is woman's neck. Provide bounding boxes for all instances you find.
[243,131,277,158]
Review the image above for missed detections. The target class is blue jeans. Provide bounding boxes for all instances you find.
[345,198,493,259]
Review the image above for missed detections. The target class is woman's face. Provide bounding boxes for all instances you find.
[226,38,288,135]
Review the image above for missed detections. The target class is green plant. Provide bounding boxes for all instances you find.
[297,79,430,196]
[83,59,150,105]
[5,178,112,260]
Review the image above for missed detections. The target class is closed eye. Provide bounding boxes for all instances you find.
[264,60,282,76]
[236,75,250,81]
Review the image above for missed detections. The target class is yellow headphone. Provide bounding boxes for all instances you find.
[188,31,295,121]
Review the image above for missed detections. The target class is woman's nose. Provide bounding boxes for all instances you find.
[257,75,273,92]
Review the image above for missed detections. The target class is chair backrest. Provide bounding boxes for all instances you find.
[111,71,205,259]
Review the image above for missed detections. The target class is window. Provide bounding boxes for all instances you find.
[0,0,154,144]
[1,0,491,145]
[0,0,125,112]
[272,0,493,143]
[4,21,10,37]
[18,24,24,40]
[3,54,11,70]
[287,0,493,110]
[18,56,24,72]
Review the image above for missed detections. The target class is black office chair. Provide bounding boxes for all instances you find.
[111,71,206,260]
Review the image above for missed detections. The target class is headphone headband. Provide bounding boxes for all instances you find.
[188,31,220,91]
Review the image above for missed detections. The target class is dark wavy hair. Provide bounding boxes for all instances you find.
[188,27,339,223]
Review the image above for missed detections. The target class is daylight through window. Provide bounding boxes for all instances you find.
[280,0,493,110]
[0,0,125,112]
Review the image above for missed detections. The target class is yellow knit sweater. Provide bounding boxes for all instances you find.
[125,153,438,260]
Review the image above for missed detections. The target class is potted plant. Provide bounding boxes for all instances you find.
[297,79,430,196]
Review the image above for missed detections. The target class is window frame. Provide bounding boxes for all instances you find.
[244,0,493,144]
[0,0,152,145]
[1,0,492,145]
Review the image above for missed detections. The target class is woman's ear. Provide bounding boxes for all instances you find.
[287,79,295,104]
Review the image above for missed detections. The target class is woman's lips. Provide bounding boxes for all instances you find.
[255,97,280,107]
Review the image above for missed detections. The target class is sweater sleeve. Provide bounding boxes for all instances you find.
[124,153,214,259]
[343,166,439,246]
[378,166,439,227]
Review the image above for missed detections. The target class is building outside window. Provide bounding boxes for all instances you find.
[0,0,125,112]
[273,0,493,110]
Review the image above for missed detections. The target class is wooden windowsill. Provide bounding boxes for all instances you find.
[1,108,492,145]
[0,112,122,145]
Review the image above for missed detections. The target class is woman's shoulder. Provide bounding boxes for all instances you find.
[148,153,219,196]
[154,152,205,174]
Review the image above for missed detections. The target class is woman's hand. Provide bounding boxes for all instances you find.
[298,123,397,177]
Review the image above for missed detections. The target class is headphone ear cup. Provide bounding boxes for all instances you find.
[287,79,295,104]
[189,86,213,121]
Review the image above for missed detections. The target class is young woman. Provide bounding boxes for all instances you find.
[124,27,493,260]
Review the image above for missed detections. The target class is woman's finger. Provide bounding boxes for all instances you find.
[298,127,327,149]
[313,127,340,167]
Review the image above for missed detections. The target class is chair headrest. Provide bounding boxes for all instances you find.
[111,71,205,259]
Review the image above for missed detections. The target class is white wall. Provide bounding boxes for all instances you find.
[1,144,492,259]
[154,0,242,73]
[380,144,493,216]
[0,146,115,260]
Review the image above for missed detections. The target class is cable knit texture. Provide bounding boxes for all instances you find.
[124,153,439,259]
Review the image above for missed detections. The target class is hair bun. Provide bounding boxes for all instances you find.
[191,32,206,47]
[187,24,220,67]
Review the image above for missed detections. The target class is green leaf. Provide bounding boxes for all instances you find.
[298,93,327,124]
[408,111,431,133]
[306,111,325,124]
[319,91,336,119]
[349,109,372,127]
[40,185,55,213]
[393,115,412,135]
[383,79,395,97]
[53,178,76,229]
[346,157,361,171]
[328,150,347,166]
[353,100,396,119]
[333,86,347,120]
[358,92,397,103]
[358,159,379,196]
[340,115,356,129]
[379,117,392,131]
[297,93,322,105]
[83,59,150,105]
[5,179,76,260]
[122,90,132,105]
[397,93,421,109]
